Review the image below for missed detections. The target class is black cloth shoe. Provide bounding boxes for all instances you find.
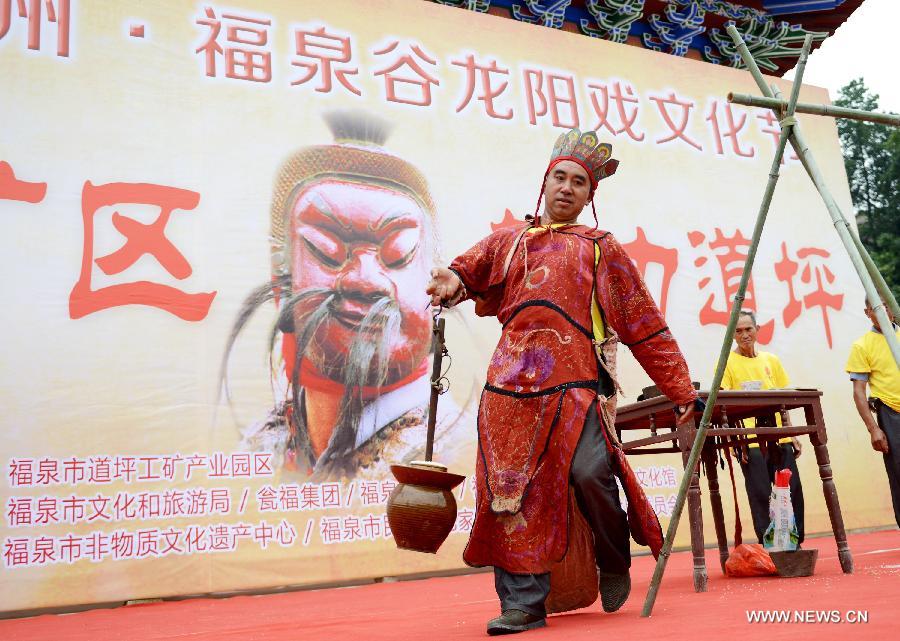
[599,572,631,613]
[486,609,547,635]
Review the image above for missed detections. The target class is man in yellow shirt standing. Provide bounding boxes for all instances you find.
[722,310,804,545]
[846,299,900,528]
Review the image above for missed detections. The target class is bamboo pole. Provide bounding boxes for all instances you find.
[728,93,900,127]
[725,23,900,367]
[770,84,900,324]
[640,32,814,620]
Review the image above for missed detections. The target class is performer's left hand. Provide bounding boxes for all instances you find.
[674,403,695,426]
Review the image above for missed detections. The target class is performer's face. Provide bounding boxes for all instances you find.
[733,314,759,353]
[865,300,894,325]
[543,160,591,223]
[289,179,433,380]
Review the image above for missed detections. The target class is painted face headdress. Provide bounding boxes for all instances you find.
[269,110,436,279]
[533,128,619,227]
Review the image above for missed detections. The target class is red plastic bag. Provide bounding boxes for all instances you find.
[725,543,777,577]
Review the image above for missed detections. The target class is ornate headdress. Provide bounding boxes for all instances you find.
[534,128,619,227]
[269,110,436,278]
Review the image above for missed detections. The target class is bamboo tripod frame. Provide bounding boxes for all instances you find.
[641,25,900,617]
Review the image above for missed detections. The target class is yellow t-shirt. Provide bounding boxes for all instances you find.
[845,328,900,413]
[721,350,791,445]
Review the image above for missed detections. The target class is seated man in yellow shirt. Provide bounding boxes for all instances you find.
[722,310,804,545]
[846,298,900,528]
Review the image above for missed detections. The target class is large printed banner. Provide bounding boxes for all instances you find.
[0,0,891,613]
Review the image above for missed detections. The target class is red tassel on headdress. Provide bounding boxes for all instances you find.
[591,199,598,231]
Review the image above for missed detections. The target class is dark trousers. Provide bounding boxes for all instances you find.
[875,401,900,528]
[493,404,629,616]
[740,443,805,544]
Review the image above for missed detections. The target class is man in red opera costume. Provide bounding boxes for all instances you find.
[428,128,698,635]
[222,111,471,480]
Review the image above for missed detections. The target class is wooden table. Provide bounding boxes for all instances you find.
[615,389,853,591]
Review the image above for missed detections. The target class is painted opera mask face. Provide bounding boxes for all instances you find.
[288,178,433,383]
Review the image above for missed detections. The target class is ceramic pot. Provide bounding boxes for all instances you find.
[387,461,466,554]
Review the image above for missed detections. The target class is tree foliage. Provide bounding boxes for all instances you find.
[834,78,900,300]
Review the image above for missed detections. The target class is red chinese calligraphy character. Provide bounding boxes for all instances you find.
[0,161,46,203]
[706,100,755,158]
[362,514,381,539]
[587,80,645,142]
[0,0,69,56]
[256,485,278,511]
[455,508,475,533]
[195,6,272,83]
[138,456,160,481]
[356,481,378,506]
[60,533,83,562]
[184,525,208,553]
[137,492,161,519]
[231,453,251,477]
[113,493,136,520]
[775,243,843,347]
[163,490,185,517]
[380,480,397,503]
[300,483,320,510]
[275,519,297,546]
[755,109,800,162]
[774,242,802,328]
[209,488,230,513]
[32,536,55,564]
[186,489,208,515]
[490,209,522,232]
[208,524,231,550]
[689,228,774,344]
[254,521,274,548]
[69,181,216,321]
[35,497,58,524]
[62,457,86,484]
[372,40,440,107]
[279,485,300,510]
[253,453,273,476]
[159,528,183,555]
[61,495,85,522]
[36,458,59,484]
[622,226,678,317]
[161,455,182,480]
[87,495,111,522]
[523,68,579,128]
[342,515,361,541]
[85,531,110,561]
[88,457,111,483]
[321,482,341,508]
[291,26,361,95]
[8,458,34,486]
[115,456,137,483]
[111,531,135,559]
[7,497,32,526]
[452,54,512,120]
[3,538,29,567]
[649,91,702,151]
[320,517,341,544]
[136,529,159,557]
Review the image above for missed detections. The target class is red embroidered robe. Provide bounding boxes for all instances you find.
[450,224,696,575]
